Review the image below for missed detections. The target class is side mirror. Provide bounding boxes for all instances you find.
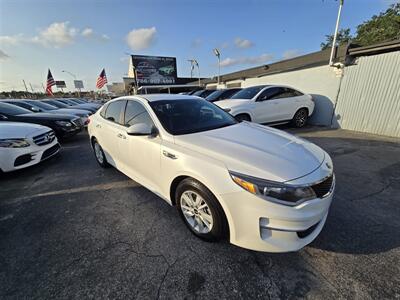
[31,107,40,112]
[257,96,268,102]
[0,114,8,120]
[126,123,158,137]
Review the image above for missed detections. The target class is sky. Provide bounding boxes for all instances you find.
[0,0,397,92]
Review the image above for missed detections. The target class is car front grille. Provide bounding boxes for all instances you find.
[33,130,56,146]
[311,175,334,198]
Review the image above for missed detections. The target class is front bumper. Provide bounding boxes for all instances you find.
[0,139,60,172]
[219,177,335,253]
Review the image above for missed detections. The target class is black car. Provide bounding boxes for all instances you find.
[41,99,97,114]
[0,102,83,139]
[192,89,216,98]
[205,88,242,102]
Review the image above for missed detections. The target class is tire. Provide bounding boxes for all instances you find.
[176,178,228,242]
[235,113,251,122]
[292,108,308,128]
[92,138,109,168]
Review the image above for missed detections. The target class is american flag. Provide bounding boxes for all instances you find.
[96,68,108,89]
[46,69,55,96]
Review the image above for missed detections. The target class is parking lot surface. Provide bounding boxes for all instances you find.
[1,127,399,299]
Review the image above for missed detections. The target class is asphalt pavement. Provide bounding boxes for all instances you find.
[1,127,399,299]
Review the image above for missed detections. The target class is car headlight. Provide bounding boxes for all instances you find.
[230,171,316,206]
[55,120,72,127]
[0,138,30,148]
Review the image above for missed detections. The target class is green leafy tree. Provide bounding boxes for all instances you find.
[354,3,400,46]
[321,28,352,50]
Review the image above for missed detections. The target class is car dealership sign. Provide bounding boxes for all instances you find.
[131,55,177,86]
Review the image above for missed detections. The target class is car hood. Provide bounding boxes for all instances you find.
[214,98,251,108]
[0,122,49,138]
[18,112,75,121]
[174,122,325,182]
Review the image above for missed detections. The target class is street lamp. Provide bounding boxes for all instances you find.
[213,48,221,86]
[188,59,201,86]
[62,70,79,96]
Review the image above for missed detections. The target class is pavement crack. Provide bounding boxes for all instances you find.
[351,181,392,201]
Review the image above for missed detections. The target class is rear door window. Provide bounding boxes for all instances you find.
[124,100,154,128]
[104,100,125,124]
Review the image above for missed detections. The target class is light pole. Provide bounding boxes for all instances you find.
[187,59,195,78]
[329,0,344,66]
[213,48,221,86]
[62,70,79,96]
[193,59,200,87]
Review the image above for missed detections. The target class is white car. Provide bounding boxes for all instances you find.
[88,94,334,253]
[215,85,315,127]
[0,122,60,172]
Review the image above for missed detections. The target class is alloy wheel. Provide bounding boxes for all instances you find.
[180,190,214,234]
[94,142,104,164]
[295,110,307,127]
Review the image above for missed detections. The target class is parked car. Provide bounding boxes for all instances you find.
[88,94,335,253]
[136,61,157,75]
[2,100,90,125]
[205,88,242,102]
[55,98,101,111]
[40,99,97,114]
[0,122,60,172]
[214,85,314,127]
[192,89,216,98]
[0,102,83,139]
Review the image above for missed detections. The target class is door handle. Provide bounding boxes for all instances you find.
[117,133,126,139]
[163,150,177,160]
[96,124,101,128]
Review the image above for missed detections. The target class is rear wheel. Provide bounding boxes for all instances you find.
[92,138,109,168]
[235,113,251,122]
[292,108,308,128]
[176,178,228,242]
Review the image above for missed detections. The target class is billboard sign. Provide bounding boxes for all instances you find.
[55,81,66,88]
[131,55,177,86]
[74,80,84,89]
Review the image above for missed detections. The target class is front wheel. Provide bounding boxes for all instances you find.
[176,178,228,242]
[292,108,308,128]
[235,114,251,122]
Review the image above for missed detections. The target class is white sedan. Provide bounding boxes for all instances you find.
[88,94,334,253]
[215,85,315,127]
[0,122,60,172]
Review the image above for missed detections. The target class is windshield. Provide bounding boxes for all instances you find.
[149,99,237,135]
[231,86,267,99]
[0,102,32,115]
[44,100,69,108]
[25,100,57,110]
[192,90,205,96]
[205,90,224,102]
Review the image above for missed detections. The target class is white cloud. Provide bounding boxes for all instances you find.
[81,27,93,37]
[220,53,273,67]
[234,37,254,49]
[32,22,78,48]
[101,34,110,41]
[0,49,10,60]
[0,34,23,46]
[126,27,157,51]
[282,49,302,60]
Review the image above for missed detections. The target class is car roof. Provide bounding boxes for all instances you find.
[115,94,204,103]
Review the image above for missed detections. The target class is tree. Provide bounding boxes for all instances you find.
[320,28,352,50]
[321,3,400,50]
[354,3,400,46]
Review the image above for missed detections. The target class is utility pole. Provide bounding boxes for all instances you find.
[329,0,344,66]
